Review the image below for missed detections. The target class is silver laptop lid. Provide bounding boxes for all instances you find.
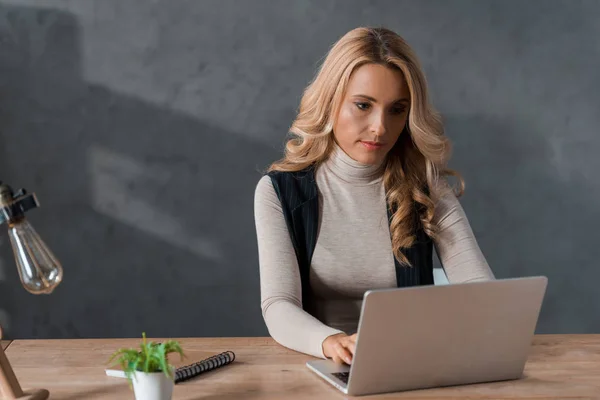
[346,276,547,396]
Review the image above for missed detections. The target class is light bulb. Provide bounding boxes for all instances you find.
[0,181,63,295]
[7,217,63,294]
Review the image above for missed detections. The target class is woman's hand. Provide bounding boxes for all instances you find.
[322,333,357,365]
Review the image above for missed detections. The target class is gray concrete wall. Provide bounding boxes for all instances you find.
[0,0,598,339]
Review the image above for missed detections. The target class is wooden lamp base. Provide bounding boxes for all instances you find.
[2,389,49,400]
[0,325,49,400]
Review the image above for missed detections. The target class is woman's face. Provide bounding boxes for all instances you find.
[333,63,410,165]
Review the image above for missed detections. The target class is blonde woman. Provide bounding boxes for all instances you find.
[254,27,494,366]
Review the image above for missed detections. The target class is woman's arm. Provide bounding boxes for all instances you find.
[432,184,495,283]
[254,175,343,358]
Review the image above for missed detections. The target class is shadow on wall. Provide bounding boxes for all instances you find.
[0,5,279,338]
[445,115,600,334]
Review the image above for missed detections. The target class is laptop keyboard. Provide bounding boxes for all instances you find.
[331,372,349,384]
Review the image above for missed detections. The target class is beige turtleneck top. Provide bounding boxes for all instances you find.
[254,145,495,358]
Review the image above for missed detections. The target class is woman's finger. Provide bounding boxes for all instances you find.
[345,339,356,355]
[332,354,345,365]
[336,343,353,365]
[345,334,358,355]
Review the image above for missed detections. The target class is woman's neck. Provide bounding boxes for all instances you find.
[323,143,385,185]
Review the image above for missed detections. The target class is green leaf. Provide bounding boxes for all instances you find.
[105,332,184,388]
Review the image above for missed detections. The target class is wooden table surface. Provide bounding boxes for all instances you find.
[4,335,600,399]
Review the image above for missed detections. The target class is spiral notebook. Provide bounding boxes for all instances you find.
[105,350,235,383]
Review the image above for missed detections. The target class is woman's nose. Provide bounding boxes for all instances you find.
[369,112,387,137]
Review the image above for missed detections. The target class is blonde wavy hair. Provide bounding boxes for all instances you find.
[268,26,463,266]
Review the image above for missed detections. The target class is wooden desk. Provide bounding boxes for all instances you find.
[4,335,600,399]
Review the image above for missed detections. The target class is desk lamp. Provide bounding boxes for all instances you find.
[0,181,63,400]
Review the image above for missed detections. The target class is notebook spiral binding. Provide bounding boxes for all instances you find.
[174,350,236,383]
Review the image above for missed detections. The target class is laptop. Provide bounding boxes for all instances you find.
[306,276,548,396]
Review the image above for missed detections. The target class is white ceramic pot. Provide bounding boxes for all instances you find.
[131,370,174,400]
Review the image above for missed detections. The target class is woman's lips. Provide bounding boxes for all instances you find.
[360,141,385,150]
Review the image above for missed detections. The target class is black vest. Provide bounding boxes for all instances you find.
[267,167,434,313]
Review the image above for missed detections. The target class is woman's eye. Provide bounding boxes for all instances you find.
[354,102,370,111]
[391,106,406,115]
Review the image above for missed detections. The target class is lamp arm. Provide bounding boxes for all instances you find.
[0,323,26,398]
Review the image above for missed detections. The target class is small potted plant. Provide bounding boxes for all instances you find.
[108,332,184,400]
